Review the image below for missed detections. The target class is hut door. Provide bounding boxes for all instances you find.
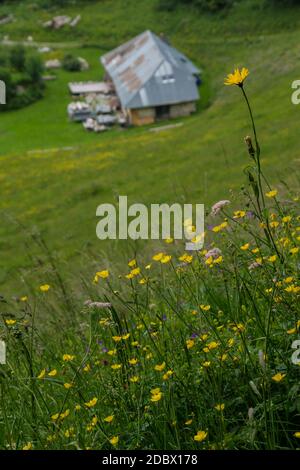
[155,105,170,120]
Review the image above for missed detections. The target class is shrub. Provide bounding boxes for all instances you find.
[158,0,234,12]
[62,54,81,72]
[10,45,26,72]
[0,49,8,67]
[25,54,44,84]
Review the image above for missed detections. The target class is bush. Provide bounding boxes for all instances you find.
[10,45,26,72]
[26,55,44,84]
[158,0,234,12]
[62,54,81,72]
[0,50,8,67]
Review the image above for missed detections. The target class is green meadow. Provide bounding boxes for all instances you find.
[0,0,300,452]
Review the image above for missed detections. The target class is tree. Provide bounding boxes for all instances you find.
[26,55,44,84]
[10,45,26,72]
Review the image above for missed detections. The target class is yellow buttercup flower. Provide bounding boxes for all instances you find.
[63,354,75,362]
[266,190,278,198]
[214,403,225,411]
[154,362,166,371]
[40,284,50,292]
[48,369,57,377]
[5,319,16,326]
[179,253,193,263]
[294,432,300,438]
[194,430,208,442]
[104,415,114,423]
[207,341,219,350]
[94,270,109,283]
[22,442,33,450]
[64,427,75,438]
[128,358,138,365]
[203,361,211,368]
[85,397,98,408]
[129,375,139,383]
[287,328,296,335]
[60,409,70,420]
[163,369,174,380]
[240,243,250,251]
[270,221,279,228]
[130,267,140,276]
[185,419,193,425]
[37,369,46,379]
[128,259,137,267]
[107,349,117,356]
[186,339,195,349]
[272,372,286,383]
[150,391,162,402]
[160,255,172,264]
[64,383,73,389]
[109,436,119,446]
[152,252,164,261]
[86,416,98,431]
[51,410,67,422]
[224,67,249,87]
[285,285,300,294]
[20,296,28,302]
[111,364,122,370]
[233,210,246,219]
[97,269,109,278]
[112,335,122,342]
[200,304,211,311]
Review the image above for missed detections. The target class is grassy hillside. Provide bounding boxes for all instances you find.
[0,0,300,291]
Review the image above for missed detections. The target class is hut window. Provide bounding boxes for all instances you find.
[162,75,175,84]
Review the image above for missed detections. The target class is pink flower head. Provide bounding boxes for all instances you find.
[205,248,222,259]
[84,300,112,309]
[211,200,230,216]
[248,261,262,271]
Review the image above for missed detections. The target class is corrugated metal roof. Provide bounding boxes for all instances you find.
[101,30,200,109]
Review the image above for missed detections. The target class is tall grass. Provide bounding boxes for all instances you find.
[0,69,299,450]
